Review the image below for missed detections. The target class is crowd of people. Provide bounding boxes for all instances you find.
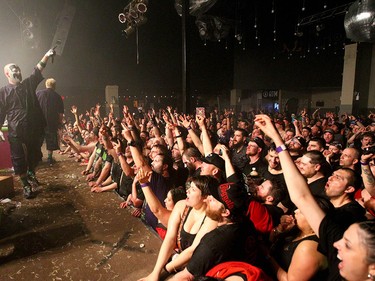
[1,49,375,281]
[55,103,375,281]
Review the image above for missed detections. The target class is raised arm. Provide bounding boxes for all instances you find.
[113,140,134,177]
[122,126,150,172]
[196,115,213,156]
[138,200,185,281]
[360,153,375,197]
[137,167,171,227]
[254,114,325,236]
[179,114,203,155]
[70,106,82,133]
[217,143,235,178]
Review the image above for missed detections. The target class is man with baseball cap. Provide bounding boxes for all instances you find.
[200,152,226,183]
[243,137,268,181]
[286,135,307,161]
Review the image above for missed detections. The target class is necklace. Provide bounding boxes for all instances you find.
[284,232,315,251]
[297,232,315,240]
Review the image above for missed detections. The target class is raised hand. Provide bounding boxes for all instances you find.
[254,114,280,140]
[195,115,206,128]
[71,105,77,115]
[179,114,191,128]
[45,48,56,57]
[136,167,152,184]
[113,140,122,154]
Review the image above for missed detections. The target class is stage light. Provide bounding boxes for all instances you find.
[118,13,127,23]
[122,25,135,37]
[119,0,149,37]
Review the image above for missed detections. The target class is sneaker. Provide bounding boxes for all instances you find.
[23,185,34,199]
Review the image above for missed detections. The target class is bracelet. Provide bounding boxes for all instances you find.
[275,144,287,153]
[140,182,150,188]
[39,61,46,68]
[117,152,123,157]
[187,126,192,130]
[360,161,369,166]
[272,227,281,234]
[175,135,181,138]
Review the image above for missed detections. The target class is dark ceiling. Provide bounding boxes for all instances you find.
[0,0,357,100]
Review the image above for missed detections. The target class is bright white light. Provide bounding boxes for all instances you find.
[356,12,372,21]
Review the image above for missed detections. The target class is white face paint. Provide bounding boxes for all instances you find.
[5,64,22,84]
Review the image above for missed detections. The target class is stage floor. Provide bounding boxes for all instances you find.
[0,149,162,280]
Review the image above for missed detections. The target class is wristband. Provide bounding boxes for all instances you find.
[117,152,123,157]
[187,126,192,130]
[39,61,46,68]
[175,135,181,138]
[140,182,150,188]
[275,144,287,153]
[127,140,136,147]
[360,161,369,166]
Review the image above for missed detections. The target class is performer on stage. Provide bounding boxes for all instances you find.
[0,48,56,199]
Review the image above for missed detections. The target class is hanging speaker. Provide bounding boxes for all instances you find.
[344,0,375,42]
[51,2,76,56]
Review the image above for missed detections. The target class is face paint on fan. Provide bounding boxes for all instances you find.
[7,64,22,84]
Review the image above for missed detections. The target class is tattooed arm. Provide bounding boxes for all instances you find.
[361,153,375,197]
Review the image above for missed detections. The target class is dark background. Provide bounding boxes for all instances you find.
[0,0,354,111]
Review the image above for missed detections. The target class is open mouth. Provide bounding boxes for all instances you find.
[337,254,343,270]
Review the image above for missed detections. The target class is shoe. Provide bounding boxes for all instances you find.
[28,174,40,187]
[23,185,34,199]
[48,158,56,166]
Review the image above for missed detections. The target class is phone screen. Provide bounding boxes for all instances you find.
[196,107,206,118]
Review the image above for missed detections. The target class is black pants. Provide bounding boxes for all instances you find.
[9,137,42,175]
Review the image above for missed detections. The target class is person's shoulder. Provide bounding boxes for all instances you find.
[173,200,187,215]
[296,238,321,256]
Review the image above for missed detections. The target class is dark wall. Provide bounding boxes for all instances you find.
[233,46,344,90]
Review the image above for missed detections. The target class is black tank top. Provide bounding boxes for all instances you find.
[177,207,206,251]
[273,235,328,281]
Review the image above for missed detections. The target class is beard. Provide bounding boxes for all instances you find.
[206,205,225,222]
[232,141,244,150]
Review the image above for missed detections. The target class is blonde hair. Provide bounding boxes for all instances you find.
[45,78,56,90]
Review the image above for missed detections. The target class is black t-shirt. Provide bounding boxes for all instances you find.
[264,204,284,227]
[318,214,344,281]
[263,170,295,212]
[243,158,268,178]
[230,145,249,171]
[329,201,367,231]
[187,222,250,277]
[308,177,329,199]
[36,88,64,130]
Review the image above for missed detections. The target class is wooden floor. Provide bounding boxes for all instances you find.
[0,151,162,281]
